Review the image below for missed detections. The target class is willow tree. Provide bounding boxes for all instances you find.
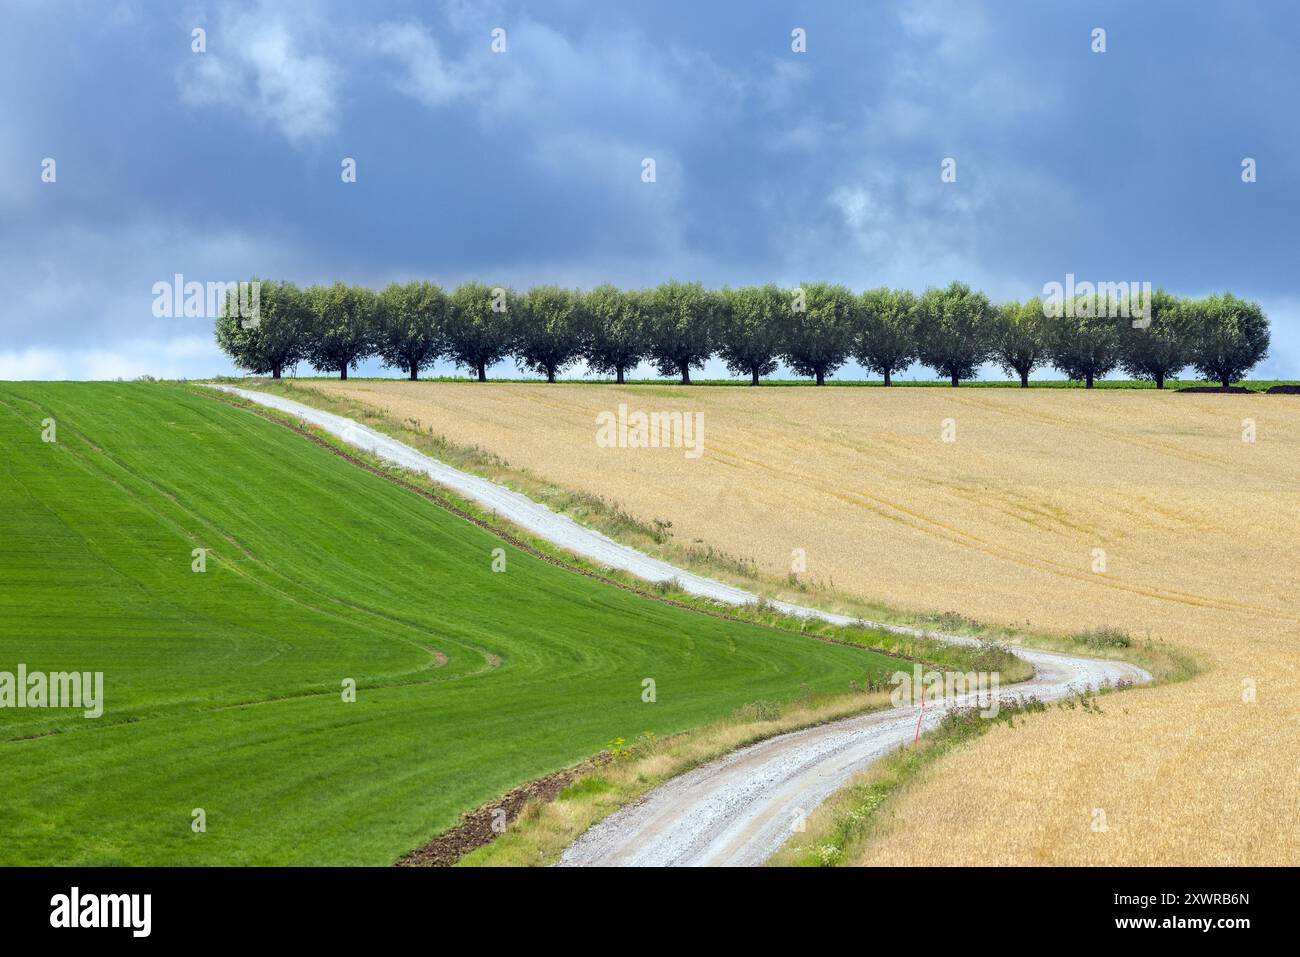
[214,278,308,379]
[374,281,447,380]
[855,287,918,386]
[1186,293,1270,389]
[914,281,995,386]
[646,280,716,384]
[304,283,377,380]
[1044,295,1121,388]
[783,282,855,386]
[715,285,784,385]
[1117,289,1188,389]
[993,298,1049,388]
[582,285,648,384]
[514,285,584,382]
[445,282,513,381]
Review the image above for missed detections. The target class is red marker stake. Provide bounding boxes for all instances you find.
[913,681,926,744]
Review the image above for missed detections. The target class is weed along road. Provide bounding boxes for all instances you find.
[211,385,1151,867]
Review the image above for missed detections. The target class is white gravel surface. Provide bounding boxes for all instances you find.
[561,645,1148,866]
[210,383,1152,867]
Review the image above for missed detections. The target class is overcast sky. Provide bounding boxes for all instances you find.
[3,0,1298,381]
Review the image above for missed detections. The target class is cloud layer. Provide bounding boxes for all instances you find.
[2,0,1297,380]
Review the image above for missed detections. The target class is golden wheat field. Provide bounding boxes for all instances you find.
[302,379,1299,865]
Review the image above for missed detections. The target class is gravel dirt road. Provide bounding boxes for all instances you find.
[559,646,1148,866]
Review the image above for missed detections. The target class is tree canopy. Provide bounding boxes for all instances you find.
[914,282,996,386]
[855,287,918,386]
[1117,289,1189,389]
[646,280,716,384]
[214,278,308,379]
[514,286,584,383]
[304,283,377,380]
[217,277,1271,388]
[374,281,447,380]
[445,282,514,381]
[1045,296,1121,388]
[715,285,786,385]
[783,282,856,386]
[992,298,1049,388]
[1186,292,1270,388]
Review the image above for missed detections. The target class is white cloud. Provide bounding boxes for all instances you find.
[787,0,1070,294]
[898,0,991,59]
[825,164,993,288]
[362,16,740,276]
[874,0,1057,144]
[369,21,481,107]
[0,219,309,381]
[758,59,810,110]
[769,120,836,153]
[0,336,229,381]
[178,5,338,143]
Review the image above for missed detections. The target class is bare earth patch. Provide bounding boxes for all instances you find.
[396,756,609,867]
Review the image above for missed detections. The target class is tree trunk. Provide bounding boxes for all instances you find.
[751,369,759,386]
[1222,375,1231,389]
[1155,372,1165,390]
[815,369,825,386]
[883,368,892,387]
[616,366,625,384]
[271,363,282,380]
[1085,372,1095,388]
[340,366,348,381]
[950,372,960,388]
[477,363,487,382]
[547,365,556,383]
[409,361,418,381]
[680,364,690,385]
[1020,371,1029,388]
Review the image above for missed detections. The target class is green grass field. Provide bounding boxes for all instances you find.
[0,382,899,865]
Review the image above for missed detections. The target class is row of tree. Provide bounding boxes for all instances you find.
[215,280,1271,388]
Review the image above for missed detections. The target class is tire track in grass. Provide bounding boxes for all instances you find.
[0,392,461,676]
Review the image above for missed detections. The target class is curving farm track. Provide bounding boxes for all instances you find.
[560,645,1147,866]
[209,384,1151,867]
